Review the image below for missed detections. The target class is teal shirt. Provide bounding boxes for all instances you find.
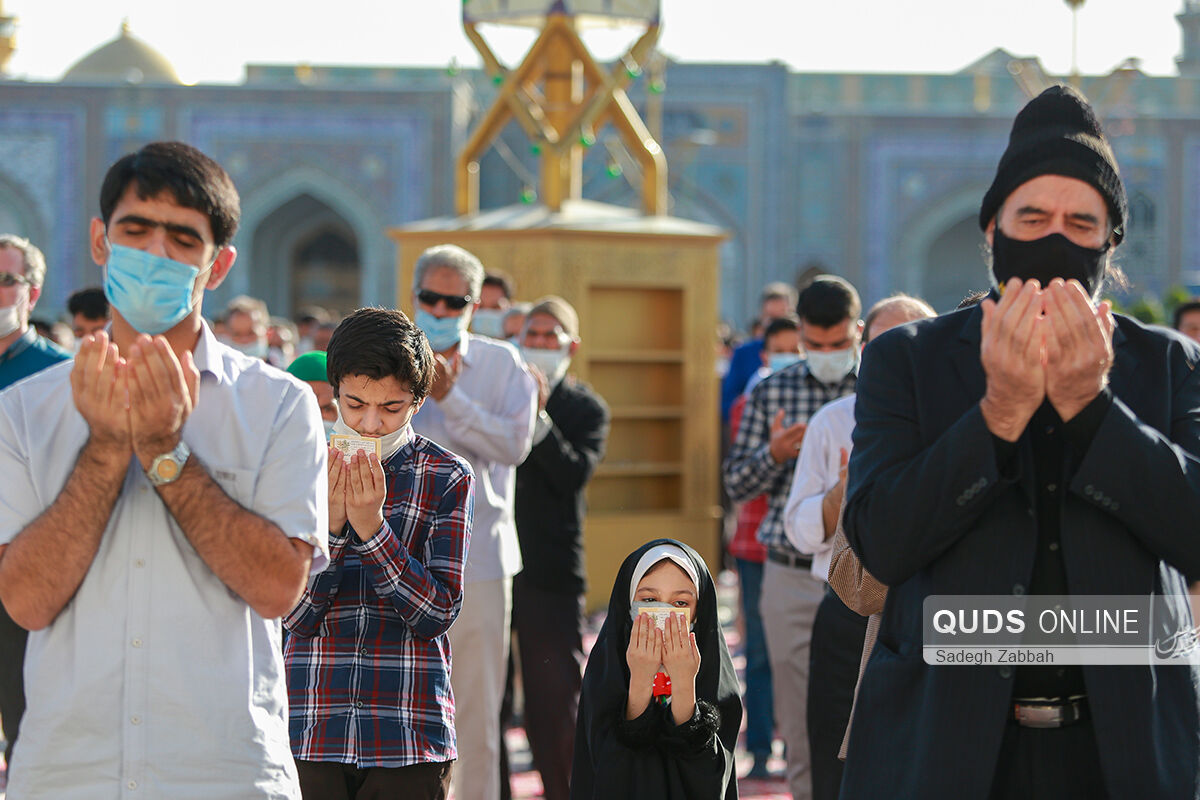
[0,328,71,391]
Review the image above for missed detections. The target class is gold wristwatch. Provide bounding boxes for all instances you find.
[146,440,191,486]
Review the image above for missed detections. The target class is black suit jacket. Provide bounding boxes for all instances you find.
[842,304,1200,799]
[515,376,610,596]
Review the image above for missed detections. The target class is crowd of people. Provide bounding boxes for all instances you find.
[0,82,1198,800]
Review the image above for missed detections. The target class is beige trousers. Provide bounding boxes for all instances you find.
[760,559,825,800]
[448,576,512,800]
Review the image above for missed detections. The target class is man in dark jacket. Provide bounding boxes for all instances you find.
[843,84,1200,799]
[511,295,610,800]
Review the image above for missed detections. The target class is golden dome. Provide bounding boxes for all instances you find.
[62,21,180,85]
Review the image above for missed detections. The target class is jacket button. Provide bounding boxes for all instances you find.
[999,666,1013,679]
[1013,584,1026,595]
[1084,485,1095,497]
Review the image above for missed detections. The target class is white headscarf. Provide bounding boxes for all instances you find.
[628,543,701,608]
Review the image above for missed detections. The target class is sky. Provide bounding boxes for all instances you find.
[1,0,1192,85]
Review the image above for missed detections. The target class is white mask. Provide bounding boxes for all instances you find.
[806,347,858,385]
[222,337,269,360]
[523,344,571,388]
[331,406,414,463]
[0,303,20,339]
[471,308,506,339]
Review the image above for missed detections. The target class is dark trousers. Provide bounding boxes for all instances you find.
[509,576,585,800]
[735,558,774,757]
[296,759,452,800]
[988,718,1108,800]
[499,644,515,800]
[808,587,867,800]
[0,604,26,765]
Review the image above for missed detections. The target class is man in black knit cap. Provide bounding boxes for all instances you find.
[840,84,1200,798]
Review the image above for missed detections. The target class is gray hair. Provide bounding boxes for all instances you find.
[0,234,46,288]
[413,244,485,300]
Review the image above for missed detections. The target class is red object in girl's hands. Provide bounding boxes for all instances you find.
[652,670,672,699]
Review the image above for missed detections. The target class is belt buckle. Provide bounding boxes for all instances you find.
[1013,702,1065,729]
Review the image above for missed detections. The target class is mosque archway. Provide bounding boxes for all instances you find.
[895,184,990,312]
[924,215,989,312]
[248,194,361,318]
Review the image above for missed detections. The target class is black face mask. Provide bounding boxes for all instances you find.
[991,226,1109,297]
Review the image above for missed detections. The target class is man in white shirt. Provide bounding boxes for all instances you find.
[0,141,328,799]
[409,244,538,800]
[782,293,934,800]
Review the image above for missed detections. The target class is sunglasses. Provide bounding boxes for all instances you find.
[417,289,474,311]
[0,272,30,288]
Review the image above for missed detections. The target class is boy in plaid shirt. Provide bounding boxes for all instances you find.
[284,307,474,799]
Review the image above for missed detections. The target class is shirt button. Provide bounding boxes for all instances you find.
[130,715,141,725]
[1013,584,1026,596]
[1046,483,1057,493]
[1049,542,1060,551]
[1045,425,1055,435]
[355,700,364,709]
[133,558,145,568]
[999,666,1013,679]
[131,638,143,648]
[128,780,138,790]
[360,647,368,656]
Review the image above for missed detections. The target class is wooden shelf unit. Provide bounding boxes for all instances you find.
[390,204,725,609]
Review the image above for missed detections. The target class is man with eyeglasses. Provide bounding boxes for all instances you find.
[0,233,70,771]
[0,235,69,388]
[409,243,537,800]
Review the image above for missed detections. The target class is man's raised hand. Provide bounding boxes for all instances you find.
[769,408,808,464]
[1043,278,1114,422]
[980,278,1046,441]
[69,331,131,458]
[126,334,198,466]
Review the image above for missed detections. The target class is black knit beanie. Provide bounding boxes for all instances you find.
[979,84,1126,245]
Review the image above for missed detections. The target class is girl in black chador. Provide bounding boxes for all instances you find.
[570,539,742,800]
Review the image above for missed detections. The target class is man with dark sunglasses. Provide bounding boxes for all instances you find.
[409,243,538,800]
[0,233,70,769]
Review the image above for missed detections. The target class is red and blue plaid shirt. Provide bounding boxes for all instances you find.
[283,430,474,767]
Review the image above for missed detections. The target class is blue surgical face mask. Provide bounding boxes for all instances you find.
[103,241,211,335]
[766,352,802,374]
[471,308,506,339]
[415,308,468,352]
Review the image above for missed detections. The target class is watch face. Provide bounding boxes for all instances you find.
[154,458,181,483]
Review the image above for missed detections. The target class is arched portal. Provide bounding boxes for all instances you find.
[895,184,990,312]
[248,194,361,318]
[924,215,989,312]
